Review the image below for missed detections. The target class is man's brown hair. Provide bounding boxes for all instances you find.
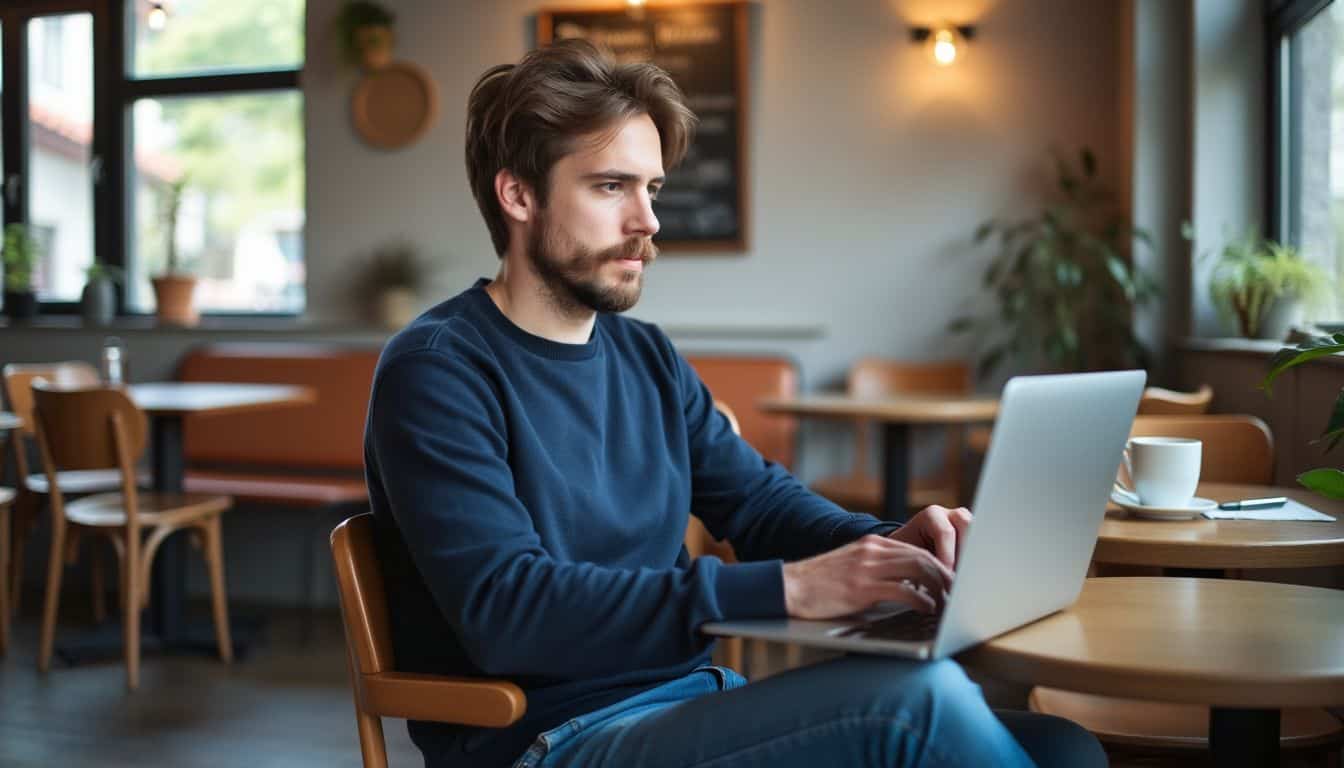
[465,38,697,256]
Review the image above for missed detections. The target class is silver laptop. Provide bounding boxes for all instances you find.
[702,369,1146,660]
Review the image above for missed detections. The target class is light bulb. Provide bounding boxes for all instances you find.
[147,3,167,32]
[932,29,957,66]
[626,0,646,6]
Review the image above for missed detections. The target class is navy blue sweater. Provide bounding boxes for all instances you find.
[364,279,893,767]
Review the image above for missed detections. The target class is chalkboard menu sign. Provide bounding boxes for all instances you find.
[538,2,749,252]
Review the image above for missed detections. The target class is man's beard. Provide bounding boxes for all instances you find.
[526,211,658,315]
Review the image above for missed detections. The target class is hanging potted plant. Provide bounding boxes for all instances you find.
[335,1,396,71]
[151,176,200,326]
[81,263,124,326]
[2,223,41,321]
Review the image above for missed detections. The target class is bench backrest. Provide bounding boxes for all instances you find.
[178,343,380,472]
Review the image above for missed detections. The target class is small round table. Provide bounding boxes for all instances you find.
[960,577,1344,767]
[758,394,998,521]
[1094,482,1344,569]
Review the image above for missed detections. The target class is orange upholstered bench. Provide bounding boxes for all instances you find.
[177,343,380,628]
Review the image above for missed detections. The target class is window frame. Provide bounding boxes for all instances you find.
[0,0,303,318]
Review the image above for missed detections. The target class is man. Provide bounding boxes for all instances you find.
[364,39,1105,768]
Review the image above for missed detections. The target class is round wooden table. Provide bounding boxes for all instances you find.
[959,577,1344,767]
[758,394,998,521]
[1094,482,1344,569]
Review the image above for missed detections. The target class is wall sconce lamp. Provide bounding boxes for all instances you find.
[146,1,169,32]
[909,23,976,66]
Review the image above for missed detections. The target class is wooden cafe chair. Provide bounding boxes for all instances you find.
[31,382,234,690]
[332,513,526,768]
[2,362,121,619]
[810,358,969,513]
[1036,412,1344,762]
[0,452,15,657]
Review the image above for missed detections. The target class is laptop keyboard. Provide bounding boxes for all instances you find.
[836,611,942,642]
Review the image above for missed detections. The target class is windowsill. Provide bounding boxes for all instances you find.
[1180,336,1344,368]
[0,315,389,336]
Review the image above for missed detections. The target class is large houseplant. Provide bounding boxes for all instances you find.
[1261,333,1344,498]
[335,1,396,70]
[2,223,41,321]
[950,148,1159,377]
[1200,227,1330,339]
[151,177,199,326]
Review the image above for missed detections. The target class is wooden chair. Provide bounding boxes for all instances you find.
[2,362,122,620]
[969,384,1218,454]
[0,478,14,657]
[810,359,969,513]
[1136,383,1214,415]
[1038,412,1343,762]
[31,382,234,690]
[331,513,526,768]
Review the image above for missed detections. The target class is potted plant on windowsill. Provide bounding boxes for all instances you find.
[335,1,396,71]
[81,263,124,326]
[949,147,1160,377]
[2,223,41,321]
[151,176,199,326]
[1261,333,1344,498]
[356,241,426,329]
[1197,227,1332,340]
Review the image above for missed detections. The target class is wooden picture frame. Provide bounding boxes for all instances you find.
[538,1,750,252]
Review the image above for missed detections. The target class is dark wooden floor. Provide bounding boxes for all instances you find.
[0,607,1337,767]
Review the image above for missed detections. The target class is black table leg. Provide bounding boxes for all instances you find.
[149,415,185,642]
[1210,708,1279,767]
[881,423,911,522]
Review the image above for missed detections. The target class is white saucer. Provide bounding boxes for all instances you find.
[1109,491,1218,520]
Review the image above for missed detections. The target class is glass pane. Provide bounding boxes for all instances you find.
[27,13,94,302]
[131,0,305,78]
[1288,4,1344,319]
[129,92,305,313]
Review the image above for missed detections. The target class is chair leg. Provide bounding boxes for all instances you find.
[0,503,10,656]
[10,494,38,617]
[37,517,67,674]
[355,707,389,768]
[205,517,233,664]
[123,527,140,691]
[90,537,106,624]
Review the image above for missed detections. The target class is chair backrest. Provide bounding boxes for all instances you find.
[3,361,100,438]
[1137,384,1214,416]
[1129,415,1274,484]
[845,358,971,477]
[30,383,146,516]
[685,401,741,561]
[178,343,378,471]
[685,355,799,469]
[331,513,526,768]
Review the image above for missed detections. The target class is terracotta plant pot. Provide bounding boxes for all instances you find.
[355,25,394,70]
[151,274,200,326]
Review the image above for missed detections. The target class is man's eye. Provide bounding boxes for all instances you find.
[600,182,622,192]
[649,187,661,200]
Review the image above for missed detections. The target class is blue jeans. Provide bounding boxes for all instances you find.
[511,657,1105,768]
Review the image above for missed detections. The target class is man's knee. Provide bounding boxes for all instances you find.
[838,657,985,720]
[996,710,1108,768]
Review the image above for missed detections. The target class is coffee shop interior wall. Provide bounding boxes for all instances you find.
[6,0,1285,604]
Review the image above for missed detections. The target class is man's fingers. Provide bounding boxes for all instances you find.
[864,544,954,594]
[927,508,958,570]
[950,507,973,566]
[872,579,939,614]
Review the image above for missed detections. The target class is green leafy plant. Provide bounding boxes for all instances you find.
[2,223,41,292]
[334,1,395,67]
[1196,227,1331,338]
[84,263,125,284]
[949,148,1159,377]
[1261,333,1344,499]
[363,242,425,291]
[159,176,191,274]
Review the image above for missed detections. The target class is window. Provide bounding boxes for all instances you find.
[0,0,305,316]
[1271,0,1343,319]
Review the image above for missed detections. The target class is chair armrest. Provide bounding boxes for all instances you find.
[360,671,527,727]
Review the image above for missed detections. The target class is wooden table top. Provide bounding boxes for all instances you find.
[1094,482,1344,568]
[959,577,1344,709]
[127,383,317,417]
[758,394,999,424]
[0,411,21,431]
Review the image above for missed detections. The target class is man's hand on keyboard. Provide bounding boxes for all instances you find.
[782,535,954,620]
[887,505,973,570]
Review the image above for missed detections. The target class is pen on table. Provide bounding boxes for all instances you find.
[1217,497,1288,511]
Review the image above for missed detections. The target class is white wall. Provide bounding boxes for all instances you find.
[305,0,1124,368]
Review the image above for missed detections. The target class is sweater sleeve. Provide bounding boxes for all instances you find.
[367,349,783,680]
[672,350,898,562]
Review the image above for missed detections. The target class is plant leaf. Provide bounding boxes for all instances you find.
[947,316,976,334]
[977,345,1008,380]
[1080,147,1096,178]
[1297,468,1344,500]
[974,220,995,244]
[1313,387,1344,453]
[1260,334,1344,394]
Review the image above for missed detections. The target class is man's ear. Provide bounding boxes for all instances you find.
[495,169,536,225]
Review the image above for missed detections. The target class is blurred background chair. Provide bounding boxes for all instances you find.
[2,362,120,621]
[0,476,14,657]
[31,382,234,690]
[810,359,970,514]
[1128,413,1273,485]
[331,513,526,768]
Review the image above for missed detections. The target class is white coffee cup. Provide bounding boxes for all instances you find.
[1118,437,1202,507]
